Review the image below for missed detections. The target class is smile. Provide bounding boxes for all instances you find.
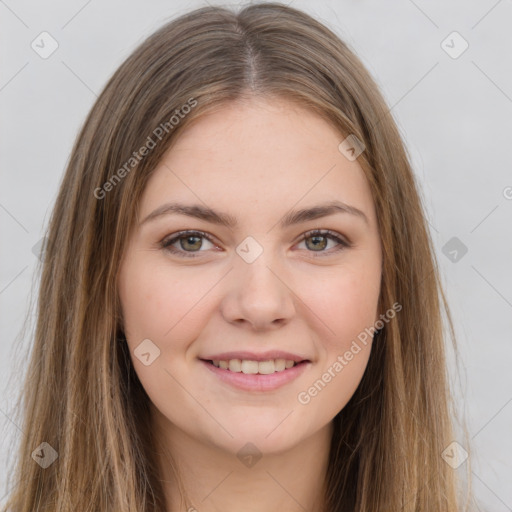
[200,358,310,392]
[209,358,298,374]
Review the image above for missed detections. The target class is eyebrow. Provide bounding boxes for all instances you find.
[139,200,369,229]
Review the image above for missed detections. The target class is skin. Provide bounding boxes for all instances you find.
[118,96,382,512]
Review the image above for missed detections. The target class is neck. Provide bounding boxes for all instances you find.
[151,406,333,512]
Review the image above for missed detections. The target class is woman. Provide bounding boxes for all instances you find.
[3,3,472,511]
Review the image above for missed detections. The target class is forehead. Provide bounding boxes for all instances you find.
[139,97,377,227]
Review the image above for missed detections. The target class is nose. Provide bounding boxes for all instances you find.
[220,250,296,331]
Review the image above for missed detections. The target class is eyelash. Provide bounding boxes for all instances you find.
[160,229,351,258]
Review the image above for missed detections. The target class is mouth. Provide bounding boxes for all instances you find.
[199,357,311,392]
[200,358,307,375]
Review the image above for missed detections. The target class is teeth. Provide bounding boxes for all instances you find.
[229,359,241,372]
[210,358,298,374]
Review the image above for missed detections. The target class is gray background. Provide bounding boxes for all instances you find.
[1,0,511,510]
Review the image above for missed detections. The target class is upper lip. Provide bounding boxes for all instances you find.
[199,350,310,363]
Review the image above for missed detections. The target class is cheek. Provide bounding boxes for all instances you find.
[118,260,212,409]
[119,264,171,341]
[296,259,379,417]
[295,298,376,426]
[307,263,380,350]
[119,258,215,350]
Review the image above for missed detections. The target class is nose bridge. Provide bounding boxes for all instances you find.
[236,236,283,299]
[221,235,295,328]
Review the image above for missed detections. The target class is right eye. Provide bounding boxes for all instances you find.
[160,230,218,258]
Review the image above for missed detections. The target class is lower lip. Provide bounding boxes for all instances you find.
[200,359,310,392]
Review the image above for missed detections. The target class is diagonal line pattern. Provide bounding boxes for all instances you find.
[374,62,439,130]
[0,406,25,436]
[162,367,234,438]
[163,267,234,337]
[471,0,504,30]
[62,0,93,29]
[162,163,212,212]
[266,164,337,235]
[407,0,439,28]
[266,266,336,335]
[472,61,512,104]
[0,62,29,92]
[469,205,499,233]
[61,60,97,96]
[471,265,512,308]
[472,470,512,510]
[60,61,126,127]
[0,0,29,28]
[0,203,29,233]
[265,409,294,438]
[266,470,308,511]
[400,473,438,511]
[0,266,28,295]
[201,470,234,502]
[471,396,512,439]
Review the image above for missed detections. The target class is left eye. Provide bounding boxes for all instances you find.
[160,229,350,258]
[296,229,349,253]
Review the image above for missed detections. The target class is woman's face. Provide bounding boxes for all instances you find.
[118,97,382,455]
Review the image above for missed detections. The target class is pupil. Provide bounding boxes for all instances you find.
[307,235,326,251]
[182,236,201,250]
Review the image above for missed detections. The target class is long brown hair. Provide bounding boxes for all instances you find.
[2,3,471,510]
